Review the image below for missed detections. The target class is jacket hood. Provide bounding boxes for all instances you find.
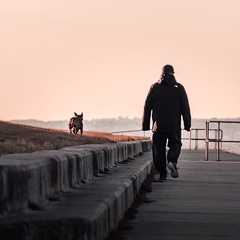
[158,74,177,86]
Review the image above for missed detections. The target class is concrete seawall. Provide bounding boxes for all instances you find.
[0,140,152,240]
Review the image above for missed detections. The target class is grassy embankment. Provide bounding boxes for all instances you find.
[0,120,148,156]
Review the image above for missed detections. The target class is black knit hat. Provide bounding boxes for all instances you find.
[162,64,174,74]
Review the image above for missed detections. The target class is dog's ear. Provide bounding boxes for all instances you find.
[74,112,77,116]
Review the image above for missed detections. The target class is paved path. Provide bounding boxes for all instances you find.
[122,150,240,240]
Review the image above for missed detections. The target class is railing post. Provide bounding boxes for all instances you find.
[217,121,221,161]
[220,130,223,149]
[195,129,198,150]
[189,130,192,150]
[205,121,209,161]
[214,130,217,150]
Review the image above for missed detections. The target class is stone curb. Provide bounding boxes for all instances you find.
[0,140,152,240]
[0,140,151,215]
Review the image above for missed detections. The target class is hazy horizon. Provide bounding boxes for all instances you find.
[1,1,240,121]
[9,116,240,123]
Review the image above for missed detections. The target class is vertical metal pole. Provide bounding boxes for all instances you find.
[205,121,209,161]
[220,130,223,149]
[217,121,220,161]
[195,129,198,150]
[189,130,192,150]
[214,130,217,150]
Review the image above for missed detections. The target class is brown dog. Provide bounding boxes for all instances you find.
[68,112,83,135]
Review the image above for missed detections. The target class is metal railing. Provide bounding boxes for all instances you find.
[183,128,223,151]
[111,121,240,161]
[112,128,223,153]
[111,129,146,137]
[205,120,240,161]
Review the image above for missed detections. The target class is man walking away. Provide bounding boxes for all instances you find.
[142,64,191,181]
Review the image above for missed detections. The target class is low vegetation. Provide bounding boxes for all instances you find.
[0,120,148,156]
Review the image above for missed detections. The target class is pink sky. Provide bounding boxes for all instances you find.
[1,0,240,121]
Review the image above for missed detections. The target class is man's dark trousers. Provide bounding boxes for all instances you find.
[152,131,182,176]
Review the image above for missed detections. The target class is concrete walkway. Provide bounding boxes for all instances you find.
[122,150,240,240]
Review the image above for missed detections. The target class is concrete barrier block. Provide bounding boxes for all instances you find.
[0,140,152,216]
[76,151,94,183]
[115,143,128,163]
[141,140,151,152]
[58,148,94,183]
[93,149,105,176]
[27,159,51,205]
[132,141,144,156]
[120,141,144,159]
[0,153,59,214]
[100,144,118,169]
[126,143,134,159]
[0,165,29,214]
[62,145,110,175]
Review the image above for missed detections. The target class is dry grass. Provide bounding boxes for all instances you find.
[0,120,148,156]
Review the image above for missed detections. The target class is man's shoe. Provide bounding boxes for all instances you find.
[167,162,179,178]
[159,173,167,182]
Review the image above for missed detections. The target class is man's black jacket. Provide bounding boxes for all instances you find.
[142,79,191,132]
